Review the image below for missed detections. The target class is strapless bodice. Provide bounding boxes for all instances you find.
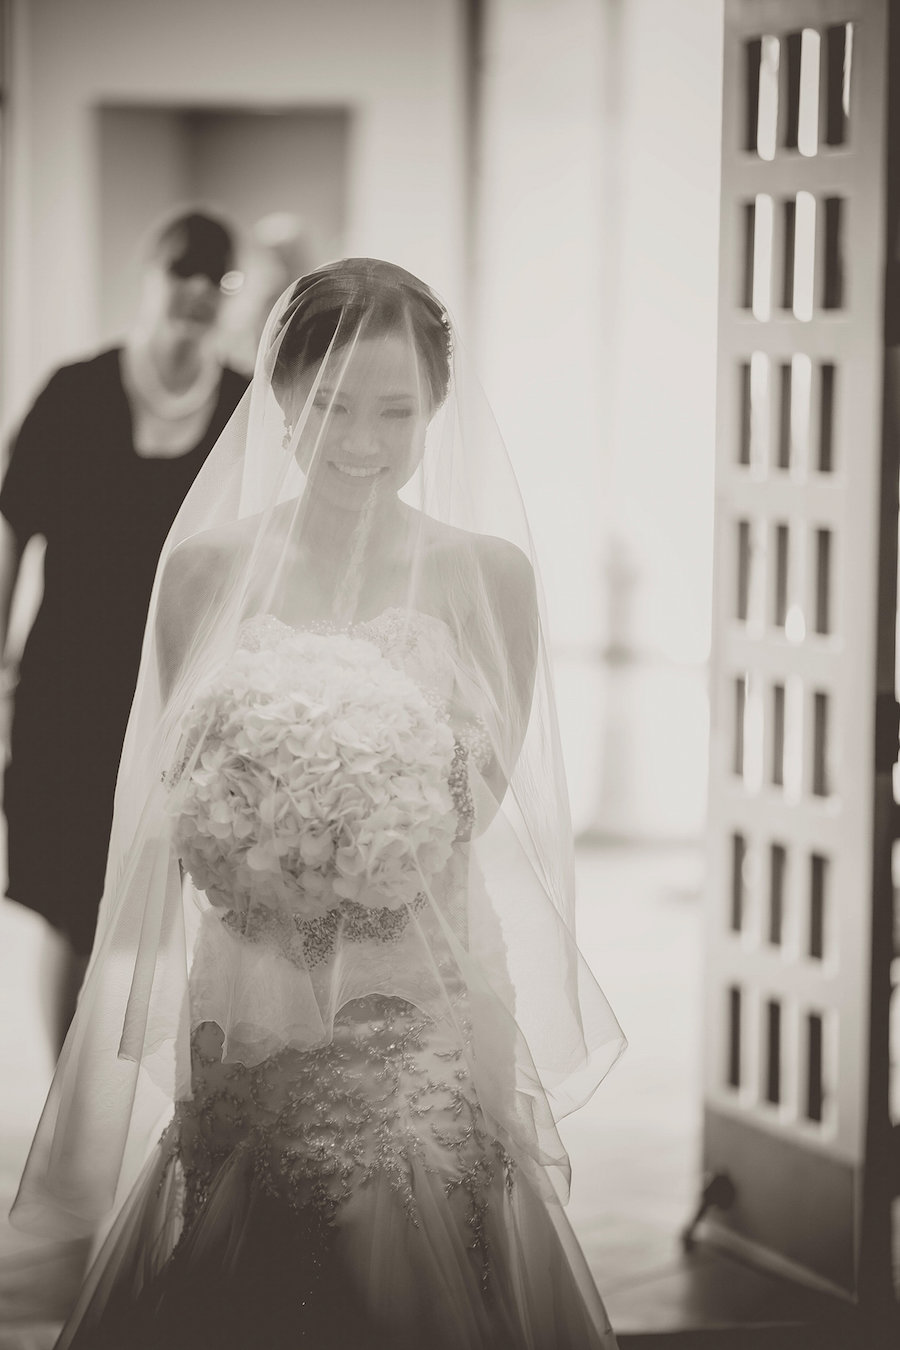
[239,607,460,703]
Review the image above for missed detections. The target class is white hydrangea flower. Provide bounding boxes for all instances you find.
[168,632,457,918]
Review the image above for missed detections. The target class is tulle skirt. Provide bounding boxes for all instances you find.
[55,996,617,1350]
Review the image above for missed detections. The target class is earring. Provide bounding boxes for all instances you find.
[282,422,293,452]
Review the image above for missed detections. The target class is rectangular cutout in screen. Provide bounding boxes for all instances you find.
[812,691,830,796]
[810,853,827,959]
[741,203,756,309]
[824,23,852,147]
[744,38,762,152]
[736,520,751,621]
[774,525,789,628]
[734,677,746,777]
[765,999,781,1104]
[815,529,832,634]
[728,986,742,1088]
[781,199,796,312]
[783,32,801,150]
[777,363,792,468]
[805,1011,825,1121]
[822,197,845,309]
[771,683,786,787]
[769,842,786,945]
[818,364,836,471]
[731,832,746,932]
[738,363,752,464]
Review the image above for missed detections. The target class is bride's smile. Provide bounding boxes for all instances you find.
[291,333,429,500]
[330,462,384,477]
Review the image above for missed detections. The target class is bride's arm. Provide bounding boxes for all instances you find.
[482,534,538,781]
[156,535,239,700]
[157,542,205,700]
[156,510,292,699]
[451,534,538,829]
[156,507,267,696]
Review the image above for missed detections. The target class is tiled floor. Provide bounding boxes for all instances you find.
[558,845,705,1317]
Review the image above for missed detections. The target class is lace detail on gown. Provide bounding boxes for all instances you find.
[239,607,457,702]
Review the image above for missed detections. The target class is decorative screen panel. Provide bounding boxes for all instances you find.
[703,0,893,1296]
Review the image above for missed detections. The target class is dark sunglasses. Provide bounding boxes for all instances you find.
[167,253,229,287]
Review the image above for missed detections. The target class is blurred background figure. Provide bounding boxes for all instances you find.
[0,209,249,1055]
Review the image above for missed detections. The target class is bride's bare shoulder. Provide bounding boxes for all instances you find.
[165,516,255,568]
[161,513,275,603]
[422,516,535,610]
[156,516,275,692]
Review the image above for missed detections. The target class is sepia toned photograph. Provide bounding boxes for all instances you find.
[0,2,896,1347]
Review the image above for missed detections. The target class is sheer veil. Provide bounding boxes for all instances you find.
[12,258,625,1243]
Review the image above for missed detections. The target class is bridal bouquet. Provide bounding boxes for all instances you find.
[168,631,457,917]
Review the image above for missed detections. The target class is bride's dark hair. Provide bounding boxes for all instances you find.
[270,258,452,407]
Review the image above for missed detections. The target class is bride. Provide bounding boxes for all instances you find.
[12,259,625,1348]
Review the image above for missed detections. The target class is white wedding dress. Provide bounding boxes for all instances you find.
[56,611,618,1349]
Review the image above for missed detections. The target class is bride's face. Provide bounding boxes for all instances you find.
[291,334,430,505]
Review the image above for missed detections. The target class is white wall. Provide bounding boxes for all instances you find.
[476,0,610,649]
[3,0,466,423]
[601,0,723,838]
[187,109,349,263]
[476,0,723,836]
[475,0,613,828]
[96,108,193,340]
[610,0,723,669]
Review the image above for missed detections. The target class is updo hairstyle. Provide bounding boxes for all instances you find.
[270,259,452,409]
